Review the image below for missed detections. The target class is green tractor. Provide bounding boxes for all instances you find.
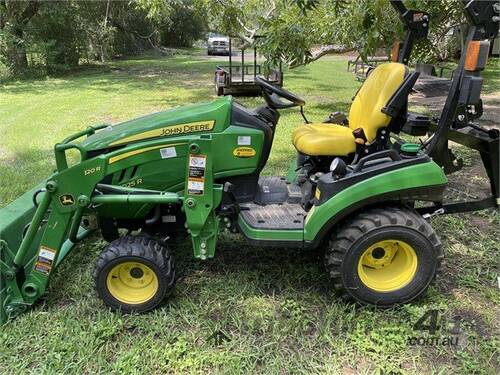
[0,0,498,324]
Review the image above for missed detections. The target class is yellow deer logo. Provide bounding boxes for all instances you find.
[59,194,75,206]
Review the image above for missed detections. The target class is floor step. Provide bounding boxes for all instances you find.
[239,202,306,230]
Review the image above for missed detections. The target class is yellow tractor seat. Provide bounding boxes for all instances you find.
[292,62,408,157]
[292,123,356,156]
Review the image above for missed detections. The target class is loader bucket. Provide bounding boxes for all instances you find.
[0,184,45,325]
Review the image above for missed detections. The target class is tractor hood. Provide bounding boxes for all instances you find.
[80,96,233,152]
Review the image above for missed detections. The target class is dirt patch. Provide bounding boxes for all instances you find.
[479,94,500,123]
[466,214,497,235]
[409,91,500,126]
[453,308,490,338]
[445,158,492,200]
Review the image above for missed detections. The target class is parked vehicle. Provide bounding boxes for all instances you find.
[214,37,283,96]
[207,35,230,56]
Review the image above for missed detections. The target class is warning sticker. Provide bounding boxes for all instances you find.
[39,247,56,261]
[187,178,205,195]
[188,154,206,178]
[189,155,206,168]
[188,154,207,195]
[34,246,57,275]
[160,146,177,159]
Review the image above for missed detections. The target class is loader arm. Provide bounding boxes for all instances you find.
[0,125,206,324]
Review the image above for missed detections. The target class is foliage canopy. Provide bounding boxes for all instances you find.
[0,0,465,76]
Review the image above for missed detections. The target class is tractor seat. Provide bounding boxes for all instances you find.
[292,62,409,156]
[292,124,356,156]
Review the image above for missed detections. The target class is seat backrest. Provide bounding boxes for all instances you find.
[348,62,407,141]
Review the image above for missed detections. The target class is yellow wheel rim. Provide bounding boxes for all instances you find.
[106,261,159,304]
[357,240,418,292]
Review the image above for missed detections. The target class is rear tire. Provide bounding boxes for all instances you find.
[325,207,443,306]
[94,235,175,313]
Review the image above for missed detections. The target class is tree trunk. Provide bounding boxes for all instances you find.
[2,1,40,73]
[7,27,29,73]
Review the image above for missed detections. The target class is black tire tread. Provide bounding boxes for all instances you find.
[93,235,175,312]
[325,206,443,304]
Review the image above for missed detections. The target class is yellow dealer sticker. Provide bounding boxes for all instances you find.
[233,147,256,158]
[315,187,321,200]
[110,120,215,146]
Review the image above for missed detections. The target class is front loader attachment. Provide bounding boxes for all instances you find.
[1,184,47,325]
[0,123,197,325]
[0,180,93,326]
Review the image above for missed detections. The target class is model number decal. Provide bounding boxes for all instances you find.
[121,178,143,188]
[84,166,101,176]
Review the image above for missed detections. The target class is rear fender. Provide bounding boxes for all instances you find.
[303,161,448,246]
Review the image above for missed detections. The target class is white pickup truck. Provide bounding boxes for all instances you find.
[207,36,230,55]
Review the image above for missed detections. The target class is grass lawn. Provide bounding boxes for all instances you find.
[0,51,498,374]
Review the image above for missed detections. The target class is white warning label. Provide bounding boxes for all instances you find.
[238,136,251,145]
[189,155,206,168]
[187,178,205,195]
[160,147,177,159]
[188,154,207,195]
[34,246,57,275]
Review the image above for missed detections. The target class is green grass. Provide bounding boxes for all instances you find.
[1,53,499,374]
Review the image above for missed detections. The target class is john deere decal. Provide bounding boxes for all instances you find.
[59,194,75,206]
[110,120,215,146]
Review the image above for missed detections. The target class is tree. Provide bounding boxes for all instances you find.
[0,0,41,73]
[160,1,207,47]
[0,0,208,75]
[0,0,466,76]
[204,0,465,68]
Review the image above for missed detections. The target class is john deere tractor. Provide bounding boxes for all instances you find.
[1,0,498,324]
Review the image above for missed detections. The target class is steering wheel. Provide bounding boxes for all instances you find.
[255,76,306,109]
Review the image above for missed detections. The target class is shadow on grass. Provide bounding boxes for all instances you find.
[174,233,330,299]
[1,55,218,97]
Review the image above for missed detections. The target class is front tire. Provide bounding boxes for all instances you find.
[94,235,175,313]
[325,207,443,306]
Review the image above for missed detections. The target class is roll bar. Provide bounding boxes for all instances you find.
[424,0,500,206]
[389,1,429,64]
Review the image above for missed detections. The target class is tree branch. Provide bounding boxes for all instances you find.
[236,0,276,48]
[289,44,355,68]
[0,1,6,30]
[109,16,161,52]
[18,1,40,27]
